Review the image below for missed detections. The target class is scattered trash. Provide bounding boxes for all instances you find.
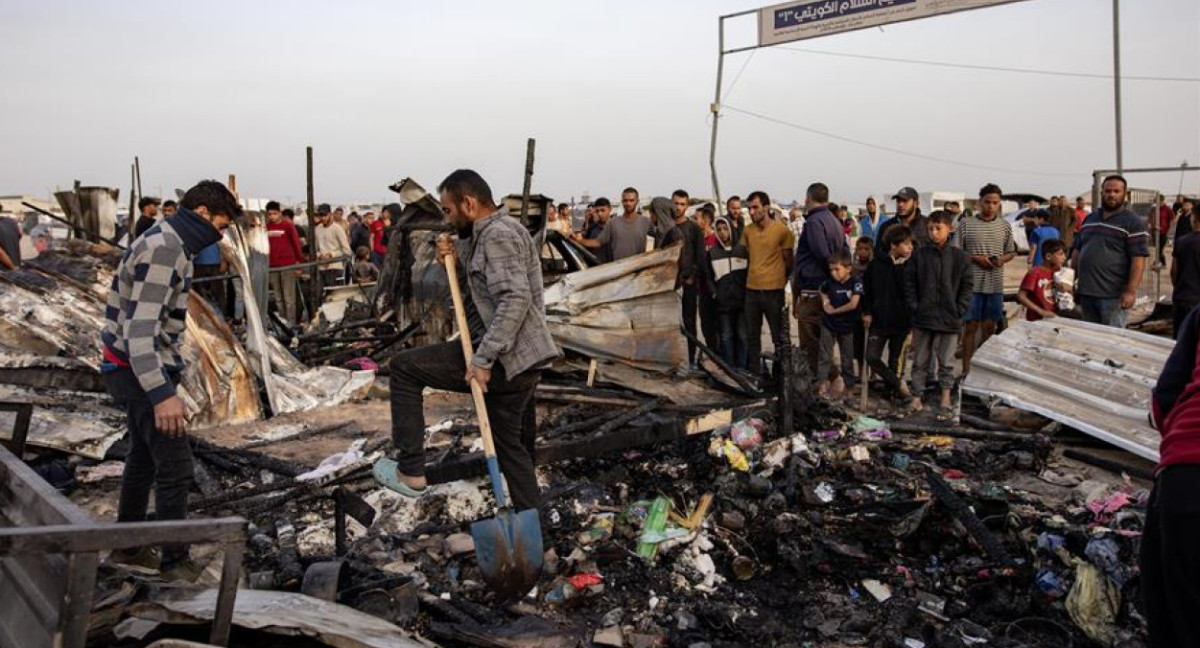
[861,578,892,602]
[727,417,765,449]
[707,438,749,472]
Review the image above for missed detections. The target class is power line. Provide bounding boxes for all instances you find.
[722,48,758,101]
[722,104,1079,178]
[774,46,1200,83]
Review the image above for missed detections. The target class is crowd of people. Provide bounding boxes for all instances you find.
[561,177,1199,417]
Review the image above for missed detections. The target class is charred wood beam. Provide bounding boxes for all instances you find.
[1062,448,1155,480]
[191,438,305,478]
[925,471,1012,565]
[425,399,769,485]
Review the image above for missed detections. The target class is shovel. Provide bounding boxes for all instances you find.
[441,239,543,599]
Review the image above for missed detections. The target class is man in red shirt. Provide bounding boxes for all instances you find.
[1143,302,1200,647]
[373,204,399,263]
[1074,196,1088,233]
[1156,194,1174,265]
[1017,240,1068,320]
[266,200,304,326]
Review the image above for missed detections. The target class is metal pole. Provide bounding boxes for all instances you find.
[519,138,535,227]
[1112,0,1123,173]
[134,156,143,197]
[709,16,725,208]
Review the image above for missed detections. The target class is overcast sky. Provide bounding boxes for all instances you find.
[2,0,1197,207]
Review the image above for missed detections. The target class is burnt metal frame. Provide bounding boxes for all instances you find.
[0,443,246,648]
[0,402,33,457]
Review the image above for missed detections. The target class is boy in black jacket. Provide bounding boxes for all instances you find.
[904,211,973,420]
[709,217,749,368]
[862,225,915,411]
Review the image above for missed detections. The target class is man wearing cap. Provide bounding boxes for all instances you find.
[957,183,1017,375]
[314,203,352,287]
[875,187,928,257]
[133,196,162,240]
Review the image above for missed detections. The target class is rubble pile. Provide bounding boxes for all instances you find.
[162,405,1149,648]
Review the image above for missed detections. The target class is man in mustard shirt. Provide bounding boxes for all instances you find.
[740,190,795,378]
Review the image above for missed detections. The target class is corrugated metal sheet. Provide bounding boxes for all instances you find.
[544,246,686,372]
[962,318,1171,462]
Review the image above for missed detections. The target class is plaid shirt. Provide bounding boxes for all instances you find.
[100,208,219,404]
[465,209,560,376]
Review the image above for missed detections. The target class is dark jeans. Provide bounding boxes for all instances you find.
[389,342,541,511]
[699,292,719,356]
[796,292,823,379]
[104,369,193,567]
[1140,465,1200,648]
[1174,301,1197,340]
[867,330,909,396]
[744,289,784,376]
[682,285,699,365]
[717,308,748,369]
[818,327,856,387]
[1079,294,1128,328]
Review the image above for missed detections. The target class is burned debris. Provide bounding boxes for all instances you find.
[0,176,1162,648]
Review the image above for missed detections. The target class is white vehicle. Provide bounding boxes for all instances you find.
[1004,208,1035,253]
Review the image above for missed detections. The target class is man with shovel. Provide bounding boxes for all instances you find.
[374,169,559,514]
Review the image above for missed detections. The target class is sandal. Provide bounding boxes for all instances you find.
[935,407,956,423]
[372,458,428,498]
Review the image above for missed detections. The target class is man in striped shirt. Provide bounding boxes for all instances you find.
[99,180,238,580]
[957,183,1017,375]
[1071,175,1149,328]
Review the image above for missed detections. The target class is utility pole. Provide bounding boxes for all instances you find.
[709,17,726,209]
[519,138,536,227]
[1112,0,1123,173]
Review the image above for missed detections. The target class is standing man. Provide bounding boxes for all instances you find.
[1175,198,1196,244]
[350,211,372,255]
[162,200,178,218]
[859,196,884,242]
[314,203,352,287]
[1170,206,1200,338]
[1072,175,1150,328]
[672,190,707,369]
[741,191,794,377]
[1047,195,1076,251]
[583,197,614,263]
[1074,196,1089,233]
[575,187,652,262]
[875,187,928,256]
[133,196,162,239]
[1155,195,1174,265]
[375,170,558,513]
[957,183,1017,375]
[725,195,744,243]
[100,180,238,580]
[793,183,847,379]
[266,200,304,326]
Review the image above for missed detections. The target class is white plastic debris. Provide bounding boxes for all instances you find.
[861,579,892,602]
[295,439,366,482]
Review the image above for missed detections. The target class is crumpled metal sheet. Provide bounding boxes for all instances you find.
[0,384,124,459]
[178,292,263,430]
[962,318,1169,461]
[263,336,375,415]
[544,246,685,371]
[131,589,436,648]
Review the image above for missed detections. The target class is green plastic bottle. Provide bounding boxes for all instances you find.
[636,496,673,560]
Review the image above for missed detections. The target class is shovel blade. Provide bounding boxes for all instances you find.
[471,508,543,600]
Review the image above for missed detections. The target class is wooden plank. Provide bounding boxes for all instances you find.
[0,519,246,556]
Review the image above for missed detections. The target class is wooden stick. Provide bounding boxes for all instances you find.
[586,359,599,387]
[859,325,870,411]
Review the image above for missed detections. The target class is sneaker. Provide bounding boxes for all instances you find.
[160,558,204,583]
[109,546,160,572]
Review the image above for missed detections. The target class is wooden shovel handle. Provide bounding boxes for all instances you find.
[441,249,499,465]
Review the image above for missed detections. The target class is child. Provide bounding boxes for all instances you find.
[862,225,915,411]
[708,217,749,368]
[852,236,874,379]
[1018,239,1069,320]
[1028,208,1061,267]
[904,210,973,420]
[817,249,863,400]
[352,246,379,283]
